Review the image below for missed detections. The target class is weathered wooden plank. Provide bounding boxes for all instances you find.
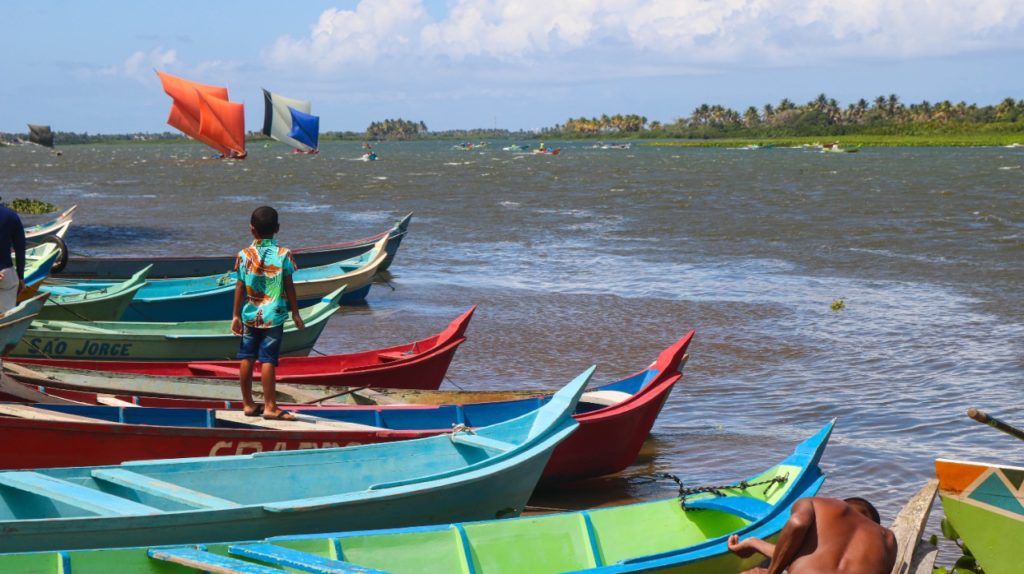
[148,547,284,573]
[0,372,79,404]
[910,542,938,574]
[0,403,110,424]
[91,468,240,510]
[95,395,136,407]
[888,479,938,574]
[0,471,159,516]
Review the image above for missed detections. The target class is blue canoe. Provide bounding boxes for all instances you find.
[43,237,387,322]
[0,421,833,573]
[0,366,591,553]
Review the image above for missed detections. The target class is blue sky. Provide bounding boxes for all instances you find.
[2,1,1024,133]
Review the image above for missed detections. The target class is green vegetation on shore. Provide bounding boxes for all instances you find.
[3,93,1021,147]
[7,198,56,215]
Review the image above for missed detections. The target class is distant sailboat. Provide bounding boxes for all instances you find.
[262,89,319,154]
[156,70,246,159]
[26,124,55,148]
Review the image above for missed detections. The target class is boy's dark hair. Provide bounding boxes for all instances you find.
[844,497,881,524]
[251,206,280,237]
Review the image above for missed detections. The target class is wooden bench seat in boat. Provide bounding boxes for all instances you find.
[230,542,389,573]
[0,471,160,516]
[91,468,240,510]
[579,390,632,407]
[214,410,386,432]
[148,547,293,574]
[450,433,515,454]
[684,495,775,522]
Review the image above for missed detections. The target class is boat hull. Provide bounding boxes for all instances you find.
[0,331,691,484]
[937,459,1024,574]
[56,213,410,279]
[7,307,474,389]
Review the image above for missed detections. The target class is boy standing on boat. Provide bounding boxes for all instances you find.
[231,206,303,421]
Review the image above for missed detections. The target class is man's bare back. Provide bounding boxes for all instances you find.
[728,497,897,574]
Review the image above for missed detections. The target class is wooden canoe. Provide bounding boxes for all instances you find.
[43,237,388,322]
[0,367,589,553]
[7,288,345,361]
[17,243,61,303]
[54,212,411,279]
[23,205,76,240]
[7,306,474,390]
[38,265,150,321]
[0,420,832,573]
[0,292,49,350]
[936,458,1024,574]
[0,332,692,483]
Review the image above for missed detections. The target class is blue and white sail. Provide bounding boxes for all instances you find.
[287,107,319,151]
[261,89,314,152]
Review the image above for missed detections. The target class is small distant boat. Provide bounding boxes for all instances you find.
[0,368,589,553]
[1005,142,1024,148]
[534,147,561,155]
[361,151,378,161]
[0,419,832,570]
[8,288,345,361]
[502,144,530,151]
[157,70,246,159]
[53,213,411,279]
[26,123,56,149]
[39,265,150,321]
[453,142,486,151]
[262,89,319,154]
[937,458,1023,574]
[592,142,632,150]
[735,143,774,150]
[821,142,860,153]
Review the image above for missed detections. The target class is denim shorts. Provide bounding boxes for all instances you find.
[237,325,285,365]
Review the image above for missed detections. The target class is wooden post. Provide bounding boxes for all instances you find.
[889,479,938,574]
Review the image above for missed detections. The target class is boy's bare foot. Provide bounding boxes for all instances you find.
[243,405,264,417]
[263,409,297,421]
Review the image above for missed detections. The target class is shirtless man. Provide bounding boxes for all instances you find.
[728,497,897,574]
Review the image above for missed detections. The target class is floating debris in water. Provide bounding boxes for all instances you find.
[830,298,846,312]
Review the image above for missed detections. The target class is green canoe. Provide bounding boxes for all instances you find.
[937,458,1024,574]
[38,265,151,321]
[9,287,344,361]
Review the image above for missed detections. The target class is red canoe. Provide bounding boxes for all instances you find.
[0,332,693,483]
[7,307,475,391]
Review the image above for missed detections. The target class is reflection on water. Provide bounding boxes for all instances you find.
[3,141,1022,530]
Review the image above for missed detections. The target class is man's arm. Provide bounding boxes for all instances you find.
[765,498,816,574]
[284,275,304,330]
[12,216,25,293]
[728,534,776,559]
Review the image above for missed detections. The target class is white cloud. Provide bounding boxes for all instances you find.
[98,48,178,80]
[267,0,1024,74]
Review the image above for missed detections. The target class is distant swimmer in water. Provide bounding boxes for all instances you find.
[539,142,547,151]
[728,496,896,574]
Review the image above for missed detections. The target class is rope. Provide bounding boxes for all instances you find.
[444,374,466,391]
[652,472,791,510]
[450,423,475,436]
[42,295,96,322]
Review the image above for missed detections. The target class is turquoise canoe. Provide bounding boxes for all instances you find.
[0,420,832,573]
[0,292,49,350]
[39,265,150,321]
[0,366,589,553]
[8,287,345,361]
[43,238,386,322]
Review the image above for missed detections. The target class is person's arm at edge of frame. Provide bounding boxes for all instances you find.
[284,275,303,330]
[13,214,25,294]
[231,256,245,335]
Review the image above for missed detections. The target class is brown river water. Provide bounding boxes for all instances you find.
[3,141,1022,538]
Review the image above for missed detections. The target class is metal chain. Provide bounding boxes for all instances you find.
[653,472,791,510]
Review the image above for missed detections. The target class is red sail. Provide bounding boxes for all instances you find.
[198,91,246,157]
[156,70,244,157]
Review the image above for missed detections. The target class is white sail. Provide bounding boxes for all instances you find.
[261,89,313,151]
